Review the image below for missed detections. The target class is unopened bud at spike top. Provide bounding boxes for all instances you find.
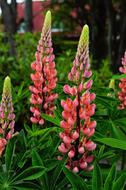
[42,10,51,36]
[68,24,90,83]
[78,24,89,49]
[3,76,11,96]
[109,79,115,90]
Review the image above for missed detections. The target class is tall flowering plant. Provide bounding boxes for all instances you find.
[29,11,58,125]
[58,25,96,172]
[118,51,126,109]
[0,76,15,156]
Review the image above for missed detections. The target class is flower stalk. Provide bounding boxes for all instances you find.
[29,10,58,125]
[118,51,126,109]
[0,76,15,156]
[58,25,96,172]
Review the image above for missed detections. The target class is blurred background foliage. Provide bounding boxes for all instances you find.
[0,0,125,127]
[0,0,126,70]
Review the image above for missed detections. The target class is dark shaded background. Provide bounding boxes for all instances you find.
[0,0,126,73]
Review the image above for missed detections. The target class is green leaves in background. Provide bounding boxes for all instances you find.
[103,164,116,190]
[5,137,16,172]
[112,173,126,190]
[29,127,59,137]
[92,163,126,190]
[41,113,60,126]
[63,167,89,190]
[112,74,126,79]
[96,138,126,150]
[92,162,103,190]
[13,166,47,181]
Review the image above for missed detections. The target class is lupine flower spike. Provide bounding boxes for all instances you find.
[29,10,58,125]
[0,76,15,156]
[118,51,126,109]
[58,25,97,173]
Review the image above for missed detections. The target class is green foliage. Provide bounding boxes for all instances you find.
[63,167,89,190]
[92,162,103,190]
[0,137,46,190]
[93,59,113,88]
[96,138,126,150]
[0,23,126,190]
[103,164,116,190]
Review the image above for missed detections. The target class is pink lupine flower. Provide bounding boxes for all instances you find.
[73,166,79,173]
[58,25,96,172]
[29,10,58,125]
[0,76,15,156]
[118,51,126,109]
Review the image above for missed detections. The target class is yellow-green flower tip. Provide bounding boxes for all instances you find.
[79,24,89,48]
[109,79,115,90]
[42,10,51,33]
[3,76,11,95]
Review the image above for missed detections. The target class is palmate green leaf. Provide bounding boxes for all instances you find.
[63,167,89,190]
[18,157,27,169]
[0,171,22,189]
[98,151,115,160]
[96,138,126,150]
[47,135,60,157]
[114,118,126,127]
[30,127,59,137]
[41,113,60,126]
[18,129,27,149]
[103,164,116,190]
[32,150,44,167]
[0,173,10,188]
[0,173,4,183]
[96,87,114,94]
[111,122,126,141]
[50,161,65,190]
[14,182,41,190]
[112,74,126,79]
[92,162,103,190]
[49,156,67,190]
[17,150,31,168]
[98,145,105,157]
[95,110,108,116]
[17,82,24,98]
[112,173,126,190]
[93,131,105,139]
[96,97,112,109]
[97,145,115,160]
[44,159,59,171]
[54,107,62,119]
[5,137,16,172]
[56,177,68,190]
[113,118,126,133]
[13,166,47,182]
[32,150,48,190]
[96,95,117,102]
[24,124,33,134]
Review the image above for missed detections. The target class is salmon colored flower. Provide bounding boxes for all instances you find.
[118,51,126,109]
[0,76,15,156]
[58,25,96,172]
[29,11,58,125]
